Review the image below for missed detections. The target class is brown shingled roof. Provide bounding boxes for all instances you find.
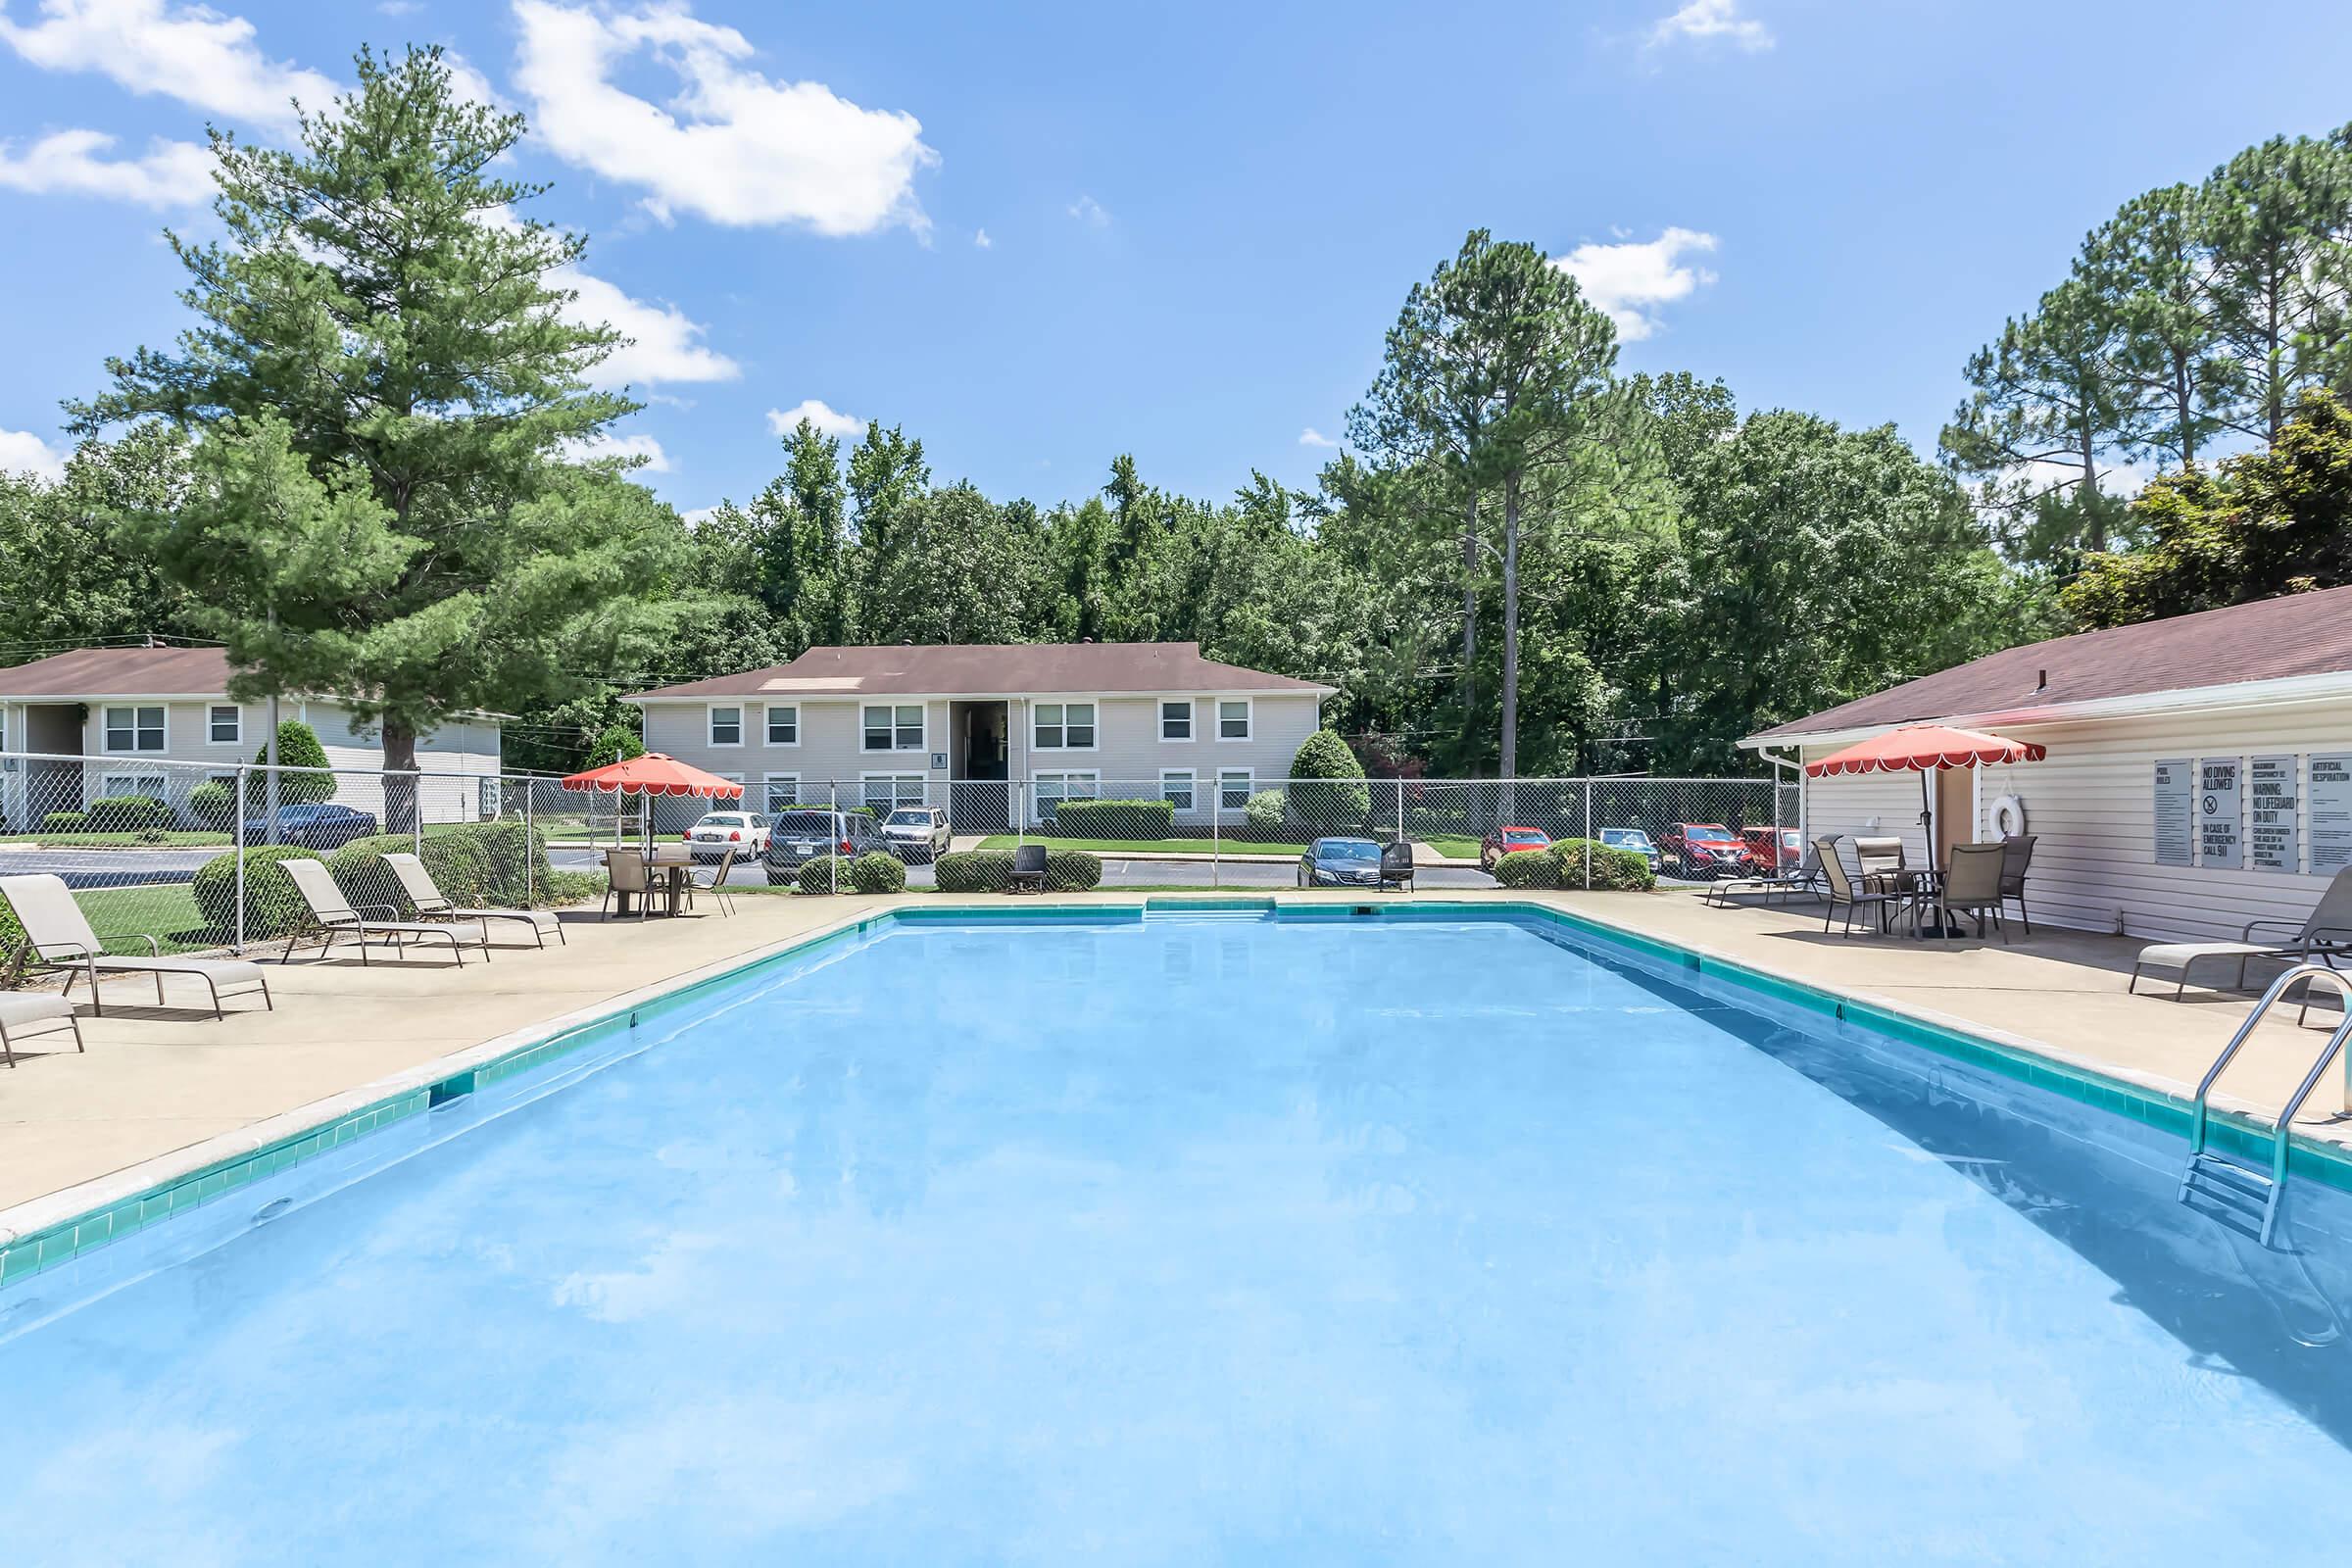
[0,645,237,698]
[626,643,1333,700]
[1753,585,2352,741]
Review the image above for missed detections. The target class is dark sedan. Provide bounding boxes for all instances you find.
[1298,836,1387,888]
[240,803,380,849]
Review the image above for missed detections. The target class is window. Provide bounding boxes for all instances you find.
[763,774,801,813]
[208,705,241,745]
[1218,767,1253,810]
[709,705,743,747]
[103,706,165,754]
[1160,768,1196,813]
[1033,701,1096,751]
[1217,699,1251,741]
[102,772,167,801]
[862,773,928,810]
[863,704,924,752]
[1160,700,1193,741]
[764,704,798,746]
[1034,770,1100,820]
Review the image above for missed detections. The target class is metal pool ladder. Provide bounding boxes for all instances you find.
[2179,963,2352,1247]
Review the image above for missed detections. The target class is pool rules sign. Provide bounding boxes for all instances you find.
[2154,759,2193,866]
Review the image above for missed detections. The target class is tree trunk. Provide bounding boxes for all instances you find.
[382,716,419,835]
[1459,488,1479,747]
[2079,419,2104,554]
[1499,470,1521,782]
[2174,351,2196,467]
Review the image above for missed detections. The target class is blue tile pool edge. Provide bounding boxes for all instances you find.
[5,895,2343,1292]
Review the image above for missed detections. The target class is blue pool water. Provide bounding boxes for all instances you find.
[6,912,2352,1562]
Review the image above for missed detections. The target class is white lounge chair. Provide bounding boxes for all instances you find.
[0,872,272,1019]
[0,992,83,1066]
[380,853,564,948]
[277,858,490,965]
[2130,866,2352,1000]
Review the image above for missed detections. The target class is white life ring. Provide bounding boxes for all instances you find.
[1990,794,2028,839]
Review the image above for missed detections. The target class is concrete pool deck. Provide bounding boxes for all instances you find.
[2,886,2347,1229]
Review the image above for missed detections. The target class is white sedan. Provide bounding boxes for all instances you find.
[683,811,770,861]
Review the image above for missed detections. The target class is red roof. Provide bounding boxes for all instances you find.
[1754,585,2352,740]
[626,642,1332,700]
[0,645,237,697]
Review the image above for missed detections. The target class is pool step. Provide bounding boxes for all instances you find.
[2179,1151,2278,1241]
[1142,898,1276,924]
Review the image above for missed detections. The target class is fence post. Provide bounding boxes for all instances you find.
[1211,781,1221,889]
[1583,776,1592,891]
[233,763,249,953]
[523,777,535,905]
[830,782,840,895]
[1395,777,1404,849]
[413,773,425,860]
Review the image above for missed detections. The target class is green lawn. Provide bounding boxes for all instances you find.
[0,830,232,848]
[74,884,213,954]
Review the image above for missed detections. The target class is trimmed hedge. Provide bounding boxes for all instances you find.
[192,844,323,941]
[1045,850,1102,891]
[1050,798,1174,840]
[796,856,847,893]
[187,780,236,829]
[1493,840,1656,892]
[1492,848,1561,889]
[40,811,88,833]
[88,794,173,832]
[849,851,907,894]
[324,823,555,916]
[1289,728,1371,823]
[934,850,1006,892]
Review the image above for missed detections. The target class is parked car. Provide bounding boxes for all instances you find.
[762,808,891,884]
[1740,826,1805,873]
[1298,836,1388,888]
[1597,826,1662,871]
[879,806,952,862]
[240,803,380,850]
[1479,825,1553,871]
[1658,822,1753,879]
[682,810,770,861]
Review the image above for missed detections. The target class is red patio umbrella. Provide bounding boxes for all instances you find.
[1804,724,2046,862]
[560,753,744,848]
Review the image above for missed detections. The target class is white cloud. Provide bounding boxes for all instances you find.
[1552,226,1719,341]
[511,0,936,235]
[765,399,862,440]
[0,426,70,481]
[559,265,739,387]
[1066,194,1109,228]
[679,505,718,527]
[1644,0,1773,52]
[972,226,991,249]
[1298,427,1339,449]
[0,0,340,128]
[568,431,671,472]
[0,128,211,207]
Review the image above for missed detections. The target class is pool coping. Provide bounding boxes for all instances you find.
[6,894,2349,1290]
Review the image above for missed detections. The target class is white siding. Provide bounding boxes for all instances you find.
[1801,695,2352,943]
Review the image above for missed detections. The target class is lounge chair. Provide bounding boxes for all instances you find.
[1704,844,1824,906]
[381,853,564,948]
[2130,865,2352,1000]
[0,992,83,1067]
[1815,838,1901,938]
[1998,835,2036,935]
[684,846,737,917]
[277,858,490,965]
[1009,844,1049,894]
[1379,840,1415,891]
[1924,841,2008,943]
[0,872,272,1019]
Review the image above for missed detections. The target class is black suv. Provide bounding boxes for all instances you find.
[763,809,893,885]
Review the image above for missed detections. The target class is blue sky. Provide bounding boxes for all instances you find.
[5,0,2352,518]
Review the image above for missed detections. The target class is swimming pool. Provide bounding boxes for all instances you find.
[6,908,2352,1562]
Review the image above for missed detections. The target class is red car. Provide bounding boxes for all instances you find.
[1740,826,1805,872]
[1480,825,1552,870]
[1659,822,1753,879]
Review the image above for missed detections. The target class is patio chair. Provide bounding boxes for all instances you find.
[683,846,738,917]
[277,858,490,966]
[1814,838,1901,938]
[601,852,656,921]
[1998,835,2036,935]
[1704,844,1824,907]
[1379,840,1415,891]
[1853,836,1908,893]
[1009,844,1049,894]
[0,991,84,1067]
[2129,865,2352,1001]
[0,872,272,1020]
[1926,841,2009,943]
[382,853,564,949]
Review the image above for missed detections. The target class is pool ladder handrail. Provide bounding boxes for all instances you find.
[2179,962,2352,1247]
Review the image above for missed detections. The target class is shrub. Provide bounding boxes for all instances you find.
[0,888,24,985]
[40,811,89,834]
[1548,839,1656,892]
[1493,848,1562,889]
[247,719,336,806]
[326,823,555,914]
[849,851,907,894]
[1050,798,1174,841]
[934,850,1011,893]
[1243,789,1288,837]
[796,856,847,893]
[1045,849,1103,891]
[187,780,236,830]
[86,794,173,832]
[192,845,323,941]
[1288,729,1371,825]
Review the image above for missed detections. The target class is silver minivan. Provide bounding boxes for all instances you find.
[880,807,952,862]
